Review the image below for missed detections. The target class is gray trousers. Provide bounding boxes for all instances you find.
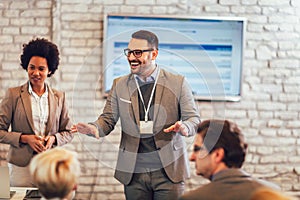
[124,168,185,200]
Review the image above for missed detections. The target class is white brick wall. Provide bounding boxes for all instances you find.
[1,0,300,199]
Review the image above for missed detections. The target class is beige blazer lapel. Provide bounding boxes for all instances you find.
[128,76,140,123]
[20,84,35,133]
[45,86,58,135]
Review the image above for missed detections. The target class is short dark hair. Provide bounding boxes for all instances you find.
[131,30,159,49]
[197,119,248,168]
[20,38,60,77]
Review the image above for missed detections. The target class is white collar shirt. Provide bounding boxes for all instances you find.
[134,65,159,83]
[28,82,49,137]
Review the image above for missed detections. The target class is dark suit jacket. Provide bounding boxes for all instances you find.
[179,169,279,200]
[0,82,73,167]
[92,68,201,185]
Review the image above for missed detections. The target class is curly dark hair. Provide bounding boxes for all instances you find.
[20,38,60,77]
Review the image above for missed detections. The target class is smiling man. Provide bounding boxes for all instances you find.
[72,30,201,200]
[179,119,279,200]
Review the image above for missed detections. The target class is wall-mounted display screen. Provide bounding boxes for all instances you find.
[103,14,246,101]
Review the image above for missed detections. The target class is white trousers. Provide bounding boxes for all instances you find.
[8,163,35,187]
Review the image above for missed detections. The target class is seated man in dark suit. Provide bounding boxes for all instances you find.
[179,119,279,200]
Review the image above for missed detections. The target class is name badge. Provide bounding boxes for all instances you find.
[140,121,153,134]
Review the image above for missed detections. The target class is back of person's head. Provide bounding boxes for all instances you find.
[29,147,80,200]
[197,119,248,168]
[250,187,297,200]
[131,30,159,49]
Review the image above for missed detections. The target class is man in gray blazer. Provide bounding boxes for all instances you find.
[72,30,201,199]
[179,119,279,200]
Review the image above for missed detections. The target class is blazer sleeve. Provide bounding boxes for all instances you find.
[180,77,201,137]
[0,88,22,147]
[92,78,120,137]
[53,91,74,146]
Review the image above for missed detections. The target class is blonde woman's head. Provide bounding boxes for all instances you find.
[29,147,80,199]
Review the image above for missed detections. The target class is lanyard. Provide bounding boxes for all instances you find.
[134,68,160,122]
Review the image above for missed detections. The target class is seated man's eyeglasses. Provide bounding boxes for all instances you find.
[124,48,154,58]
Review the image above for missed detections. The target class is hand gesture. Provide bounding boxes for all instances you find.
[20,134,46,153]
[164,121,188,136]
[44,135,56,150]
[71,123,99,139]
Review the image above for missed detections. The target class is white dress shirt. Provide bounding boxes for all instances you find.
[28,82,49,137]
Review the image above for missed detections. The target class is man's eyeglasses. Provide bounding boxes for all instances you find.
[124,48,154,58]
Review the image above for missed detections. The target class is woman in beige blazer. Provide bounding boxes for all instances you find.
[0,38,73,186]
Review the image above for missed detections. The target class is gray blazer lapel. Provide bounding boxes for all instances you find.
[128,76,140,123]
[20,84,35,133]
[45,86,57,135]
[153,70,165,124]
